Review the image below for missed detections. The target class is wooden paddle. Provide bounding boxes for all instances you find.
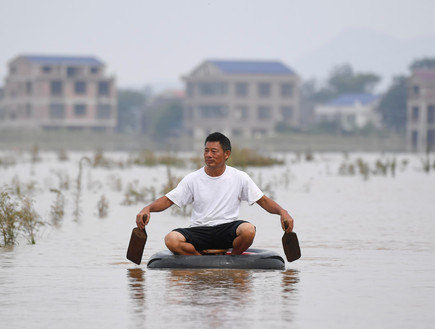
[282,221,301,262]
[126,215,148,265]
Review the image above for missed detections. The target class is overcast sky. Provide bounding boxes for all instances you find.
[1,0,434,90]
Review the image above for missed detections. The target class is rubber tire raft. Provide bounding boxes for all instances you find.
[147,248,285,270]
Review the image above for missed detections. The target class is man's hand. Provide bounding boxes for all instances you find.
[281,213,294,233]
[134,196,174,230]
[136,208,150,229]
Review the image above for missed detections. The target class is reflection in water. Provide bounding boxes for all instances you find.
[281,269,300,296]
[280,269,300,324]
[166,269,254,329]
[167,269,253,303]
[127,268,146,313]
[126,268,301,329]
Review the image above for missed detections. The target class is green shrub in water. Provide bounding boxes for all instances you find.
[18,197,44,245]
[0,191,20,246]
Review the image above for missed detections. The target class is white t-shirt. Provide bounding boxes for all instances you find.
[166,165,264,227]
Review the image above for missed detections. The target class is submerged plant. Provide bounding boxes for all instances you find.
[161,166,182,195]
[421,147,432,174]
[97,194,109,218]
[0,190,20,246]
[161,166,191,217]
[50,188,65,227]
[0,190,43,246]
[107,174,122,192]
[132,150,186,167]
[18,197,44,245]
[52,169,70,190]
[30,144,41,176]
[57,149,69,162]
[0,154,17,168]
[227,148,285,169]
[10,175,22,195]
[122,180,156,206]
[73,156,92,221]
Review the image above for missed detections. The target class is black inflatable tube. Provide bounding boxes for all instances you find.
[147,248,285,270]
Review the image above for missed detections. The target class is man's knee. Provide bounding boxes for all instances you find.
[165,231,185,248]
[237,222,256,241]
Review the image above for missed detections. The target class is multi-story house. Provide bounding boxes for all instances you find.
[407,69,435,152]
[0,55,117,131]
[182,59,300,138]
[314,93,382,132]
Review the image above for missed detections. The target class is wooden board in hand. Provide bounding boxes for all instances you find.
[126,227,147,265]
[282,231,301,262]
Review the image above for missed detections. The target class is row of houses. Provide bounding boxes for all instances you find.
[0,54,434,152]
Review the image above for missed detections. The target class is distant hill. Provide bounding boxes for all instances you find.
[293,28,435,91]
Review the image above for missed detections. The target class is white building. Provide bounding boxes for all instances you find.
[0,55,117,131]
[315,93,381,132]
[182,59,300,138]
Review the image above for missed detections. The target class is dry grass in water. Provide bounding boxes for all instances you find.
[97,194,109,218]
[50,188,65,227]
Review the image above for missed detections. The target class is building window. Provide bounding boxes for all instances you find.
[281,106,293,120]
[49,103,65,119]
[412,106,419,123]
[413,85,420,96]
[258,83,271,97]
[74,104,87,116]
[98,81,110,96]
[67,67,78,77]
[51,81,63,96]
[42,66,52,74]
[281,83,293,97]
[258,106,271,119]
[90,67,100,74]
[428,130,435,150]
[412,130,419,150]
[235,82,248,97]
[234,106,249,120]
[199,82,227,96]
[199,105,227,118]
[75,81,87,94]
[26,81,32,95]
[187,83,195,97]
[428,105,435,124]
[97,104,111,119]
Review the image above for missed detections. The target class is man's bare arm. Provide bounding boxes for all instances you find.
[136,196,174,229]
[256,195,294,232]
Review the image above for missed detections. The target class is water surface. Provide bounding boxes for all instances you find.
[1,152,434,328]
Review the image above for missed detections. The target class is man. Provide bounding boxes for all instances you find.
[136,132,294,255]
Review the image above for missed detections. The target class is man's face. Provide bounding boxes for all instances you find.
[204,141,230,168]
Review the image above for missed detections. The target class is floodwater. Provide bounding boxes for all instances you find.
[1,152,434,329]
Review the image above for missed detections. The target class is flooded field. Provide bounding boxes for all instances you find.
[1,151,434,328]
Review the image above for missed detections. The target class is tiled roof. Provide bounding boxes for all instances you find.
[21,55,104,66]
[209,60,295,75]
[327,93,380,106]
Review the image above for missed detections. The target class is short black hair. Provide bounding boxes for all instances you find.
[205,132,232,152]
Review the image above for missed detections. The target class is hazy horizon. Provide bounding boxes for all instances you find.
[1,0,435,92]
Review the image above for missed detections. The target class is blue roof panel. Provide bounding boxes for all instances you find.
[209,60,295,75]
[328,93,380,106]
[23,55,103,66]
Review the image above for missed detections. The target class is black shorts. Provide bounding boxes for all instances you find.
[173,220,250,251]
